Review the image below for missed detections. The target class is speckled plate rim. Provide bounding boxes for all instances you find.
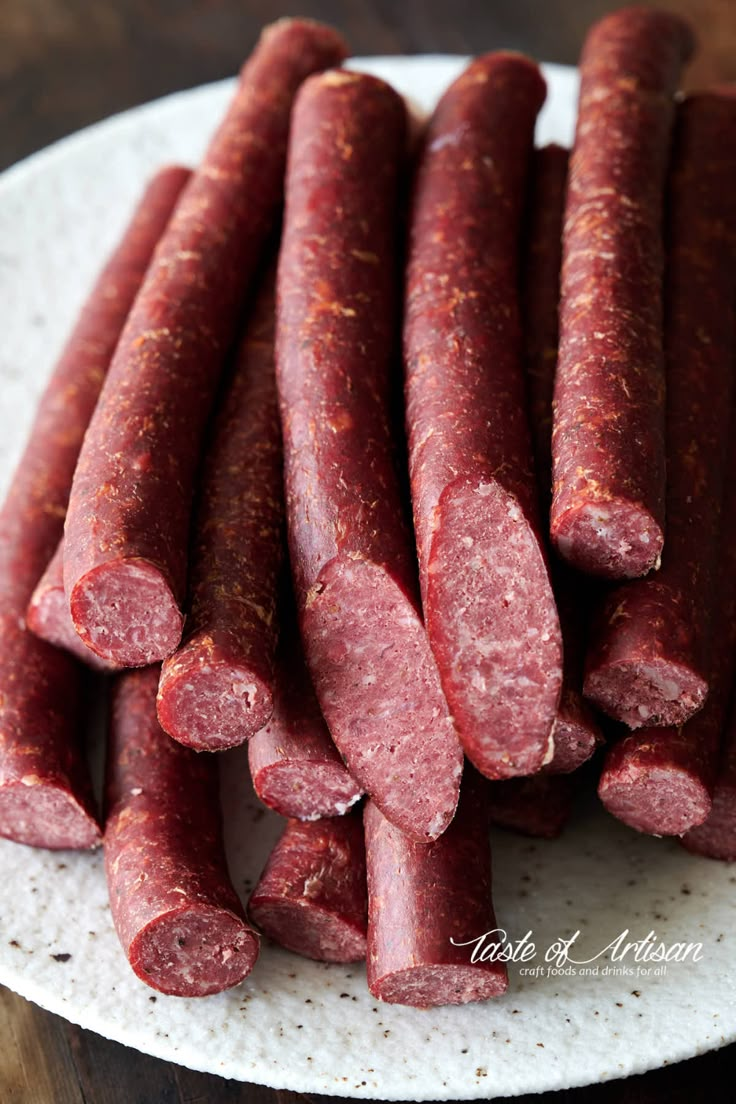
[1,55,734,1101]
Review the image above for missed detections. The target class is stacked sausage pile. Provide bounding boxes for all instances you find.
[1,6,734,1008]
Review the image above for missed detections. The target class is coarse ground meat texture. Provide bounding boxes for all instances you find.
[404,53,562,780]
[248,813,367,962]
[550,7,695,578]
[156,265,283,749]
[64,20,348,667]
[364,770,508,1007]
[104,666,259,996]
[0,166,189,848]
[248,611,362,820]
[584,91,736,729]
[276,69,463,842]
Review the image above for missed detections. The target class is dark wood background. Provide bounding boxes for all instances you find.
[2,0,735,1100]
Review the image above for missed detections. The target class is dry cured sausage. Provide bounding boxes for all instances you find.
[0,166,189,848]
[248,813,367,962]
[157,265,283,748]
[105,667,259,996]
[64,20,347,666]
[551,8,695,578]
[404,53,561,780]
[276,69,463,841]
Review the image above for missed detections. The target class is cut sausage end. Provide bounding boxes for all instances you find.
[427,480,562,780]
[251,760,363,820]
[69,559,184,666]
[552,499,664,580]
[157,646,272,750]
[128,905,259,997]
[546,691,604,774]
[598,764,711,837]
[304,558,463,842]
[369,963,508,1007]
[584,659,708,730]
[0,782,101,850]
[248,898,367,963]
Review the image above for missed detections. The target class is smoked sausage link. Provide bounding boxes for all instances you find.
[404,54,562,779]
[598,410,736,836]
[104,667,259,996]
[551,7,695,579]
[364,771,508,1007]
[157,267,283,749]
[248,813,367,962]
[64,20,348,667]
[522,143,604,774]
[584,92,736,729]
[0,166,189,849]
[276,70,463,841]
[248,614,363,820]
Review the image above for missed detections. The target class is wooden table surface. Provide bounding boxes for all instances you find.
[2,1,735,1101]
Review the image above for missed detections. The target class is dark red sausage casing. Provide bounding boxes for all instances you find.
[404,53,562,779]
[551,8,695,579]
[104,667,259,996]
[584,92,736,729]
[156,266,283,749]
[0,166,189,849]
[64,20,348,667]
[598,408,736,837]
[27,539,119,672]
[248,812,367,962]
[248,609,362,820]
[364,769,508,1007]
[276,70,463,842]
[522,143,604,774]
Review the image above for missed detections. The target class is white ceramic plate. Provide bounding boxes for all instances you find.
[0,55,733,1101]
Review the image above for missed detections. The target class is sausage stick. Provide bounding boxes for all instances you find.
[598,416,736,836]
[157,265,283,749]
[248,613,362,820]
[0,166,189,849]
[277,70,463,842]
[64,20,348,667]
[522,143,604,774]
[551,8,695,578]
[585,91,736,728]
[104,667,259,996]
[248,813,367,962]
[404,53,562,779]
[364,771,508,1007]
